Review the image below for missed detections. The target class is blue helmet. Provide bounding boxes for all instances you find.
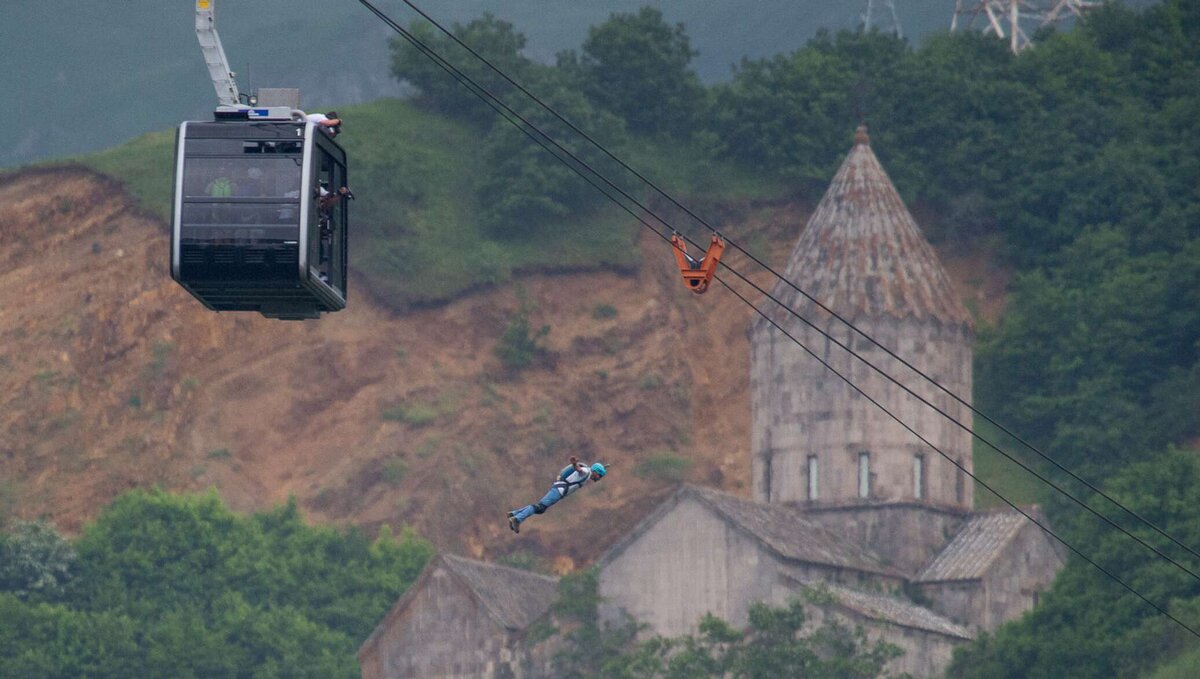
[590,462,607,478]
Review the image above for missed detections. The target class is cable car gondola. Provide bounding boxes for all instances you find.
[171,0,348,320]
[171,112,348,320]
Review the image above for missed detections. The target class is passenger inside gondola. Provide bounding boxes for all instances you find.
[205,162,234,197]
[236,166,266,197]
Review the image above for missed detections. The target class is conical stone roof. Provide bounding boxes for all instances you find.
[764,126,972,329]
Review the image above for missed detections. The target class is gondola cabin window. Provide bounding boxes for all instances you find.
[182,156,302,240]
[310,148,348,290]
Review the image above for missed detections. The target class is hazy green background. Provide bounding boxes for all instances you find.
[4,0,978,168]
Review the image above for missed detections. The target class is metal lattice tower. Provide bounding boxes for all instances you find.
[951,0,1101,53]
[862,0,904,38]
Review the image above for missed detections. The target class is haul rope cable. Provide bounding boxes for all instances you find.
[361,0,1200,586]
[356,0,1200,639]
[366,1,1200,638]
[716,274,1200,640]
[361,0,1200,587]
[383,0,1200,568]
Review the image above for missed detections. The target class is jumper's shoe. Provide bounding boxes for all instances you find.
[508,514,520,534]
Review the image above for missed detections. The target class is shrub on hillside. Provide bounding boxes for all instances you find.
[634,453,692,483]
[495,300,550,370]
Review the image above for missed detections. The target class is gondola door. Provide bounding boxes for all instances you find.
[308,134,348,298]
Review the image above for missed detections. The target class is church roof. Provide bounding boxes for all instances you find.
[915,510,1029,582]
[359,553,559,659]
[761,126,972,329]
[441,554,560,630]
[785,575,974,640]
[600,485,902,579]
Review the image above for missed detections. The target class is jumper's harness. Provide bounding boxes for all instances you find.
[534,465,589,514]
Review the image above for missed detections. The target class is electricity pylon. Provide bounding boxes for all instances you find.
[951,0,1101,53]
[862,0,904,38]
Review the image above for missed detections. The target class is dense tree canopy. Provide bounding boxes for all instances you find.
[949,449,1200,678]
[570,7,706,137]
[0,490,433,679]
[390,14,536,126]
[477,70,629,239]
[603,600,905,679]
[0,521,75,600]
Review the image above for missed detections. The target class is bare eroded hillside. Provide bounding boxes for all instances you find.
[0,167,1004,570]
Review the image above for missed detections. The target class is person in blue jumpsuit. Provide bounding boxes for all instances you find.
[508,456,607,533]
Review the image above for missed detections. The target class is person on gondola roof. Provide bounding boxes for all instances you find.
[306,111,342,137]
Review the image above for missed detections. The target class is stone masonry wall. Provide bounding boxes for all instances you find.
[598,497,782,637]
[751,315,973,510]
[914,580,982,631]
[979,523,1064,630]
[598,496,906,638]
[801,504,967,575]
[918,522,1064,632]
[360,564,513,679]
[794,597,966,679]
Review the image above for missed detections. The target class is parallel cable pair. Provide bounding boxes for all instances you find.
[356,0,1200,638]
[378,0,1200,576]
[368,0,1200,579]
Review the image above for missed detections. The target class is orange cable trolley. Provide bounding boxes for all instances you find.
[670,233,726,294]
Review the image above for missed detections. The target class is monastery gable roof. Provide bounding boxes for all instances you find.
[359,554,559,659]
[601,485,902,579]
[441,554,560,630]
[786,575,973,640]
[915,510,1028,582]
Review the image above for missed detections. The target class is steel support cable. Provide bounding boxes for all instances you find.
[361,0,1200,590]
[356,0,1200,637]
[362,2,597,181]
[714,274,1200,641]
[384,0,1200,566]
[731,280,1200,586]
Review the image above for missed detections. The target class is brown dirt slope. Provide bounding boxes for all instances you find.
[0,167,1003,571]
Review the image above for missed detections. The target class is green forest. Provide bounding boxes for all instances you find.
[4,0,1200,676]
[0,492,433,678]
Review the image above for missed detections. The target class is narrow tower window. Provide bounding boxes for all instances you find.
[956,458,965,504]
[914,454,925,500]
[807,455,819,501]
[763,453,773,504]
[858,452,871,498]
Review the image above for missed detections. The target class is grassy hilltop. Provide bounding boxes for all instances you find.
[74,97,783,309]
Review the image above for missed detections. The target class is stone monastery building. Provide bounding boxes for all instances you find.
[360,128,1065,678]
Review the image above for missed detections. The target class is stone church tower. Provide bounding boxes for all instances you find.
[749,126,976,572]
